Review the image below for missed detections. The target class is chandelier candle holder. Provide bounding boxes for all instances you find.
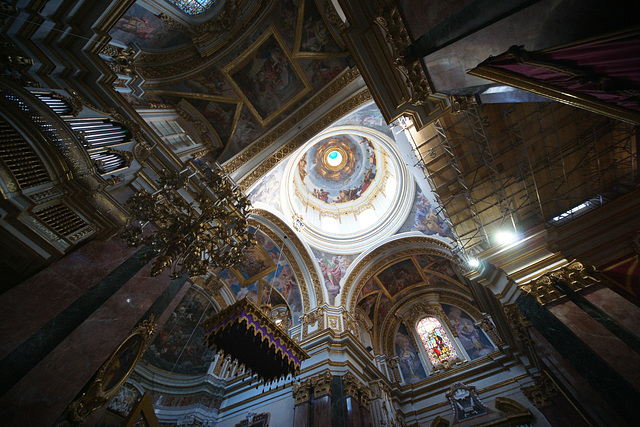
[202,298,309,385]
[121,164,255,277]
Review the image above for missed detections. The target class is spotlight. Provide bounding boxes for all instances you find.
[467,257,480,268]
[494,230,516,245]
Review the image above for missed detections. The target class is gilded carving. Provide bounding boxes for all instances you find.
[550,261,599,291]
[342,372,362,398]
[292,379,312,404]
[323,0,346,31]
[522,374,558,408]
[476,314,504,346]
[449,95,477,114]
[311,370,333,397]
[503,304,532,345]
[374,6,433,106]
[519,275,563,305]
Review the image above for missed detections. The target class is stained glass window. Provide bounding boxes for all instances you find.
[168,0,216,15]
[416,317,458,366]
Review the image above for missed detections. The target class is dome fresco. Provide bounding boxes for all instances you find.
[297,133,377,204]
[281,125,415,254]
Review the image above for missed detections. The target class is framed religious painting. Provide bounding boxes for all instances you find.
[66,318,155,424]
[223,25,312,126]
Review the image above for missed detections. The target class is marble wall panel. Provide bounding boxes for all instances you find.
[549,300,640,390]
[0,238,135,359]
[0,263,173,427]
[583,287,640,340]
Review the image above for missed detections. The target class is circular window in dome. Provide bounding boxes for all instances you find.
[326,150,343,168]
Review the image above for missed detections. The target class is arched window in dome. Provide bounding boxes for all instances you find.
[168,0,216,15]
[416,317,459,366]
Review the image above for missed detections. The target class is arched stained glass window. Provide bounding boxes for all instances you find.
[168,0,216,15]
[416,317,458,366]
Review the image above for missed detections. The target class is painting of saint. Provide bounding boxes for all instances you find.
[225,27,311,125]
[186,99,239,145]
[395,323,427,383]
[443,305,495,360]
[358,277,379,301]
[377,259,423,298]
[412,190,455,240]
[315,251,353,300]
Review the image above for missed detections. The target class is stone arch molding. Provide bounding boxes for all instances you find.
[341,232,464,311]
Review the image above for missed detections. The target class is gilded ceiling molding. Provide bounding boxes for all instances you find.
[237,86,372,192]
[250,209,324,307]
[224,67,362,174]
[344,236,459,312]
[323,0,346,32]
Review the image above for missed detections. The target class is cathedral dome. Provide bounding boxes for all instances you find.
[281,126,414,254]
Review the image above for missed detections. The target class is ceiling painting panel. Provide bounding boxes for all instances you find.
[357,291,378,324]
[376,258,423,299]
[294,0,345,58]
[248,162,286,212]
[222,26,312,127]
[179,98,242,147]
[109,2,191,52]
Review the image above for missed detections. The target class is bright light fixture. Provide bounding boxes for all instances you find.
[494,230,517,245]
[467,257,480,268]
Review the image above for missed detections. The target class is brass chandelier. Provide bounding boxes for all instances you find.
[121,164,255,277]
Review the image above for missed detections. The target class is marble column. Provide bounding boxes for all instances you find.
[342,372,363,427]
[312,371,333,427]
[0,259,186,427]
[293,379,312,427]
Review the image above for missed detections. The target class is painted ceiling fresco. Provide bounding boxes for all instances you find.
[356,255,468,339]
[110,3,191,51]
[248,101,456,302]
[143,288,216,375]
[214,228,303,323]
[297,133,377,204]
[110,0,349,161]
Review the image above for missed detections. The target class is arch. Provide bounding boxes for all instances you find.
[342,233,462,311]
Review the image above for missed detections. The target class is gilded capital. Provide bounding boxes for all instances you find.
[311,371,333,397]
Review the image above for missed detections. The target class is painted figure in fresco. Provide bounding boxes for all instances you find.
[313,187,329,202]
[394,325,426,382]
[447,307,493,359]
[114,14,169,40]
[302,13,332,52]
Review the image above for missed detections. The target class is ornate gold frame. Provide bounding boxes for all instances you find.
[223,25,312,127]
[66,317,155,424]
